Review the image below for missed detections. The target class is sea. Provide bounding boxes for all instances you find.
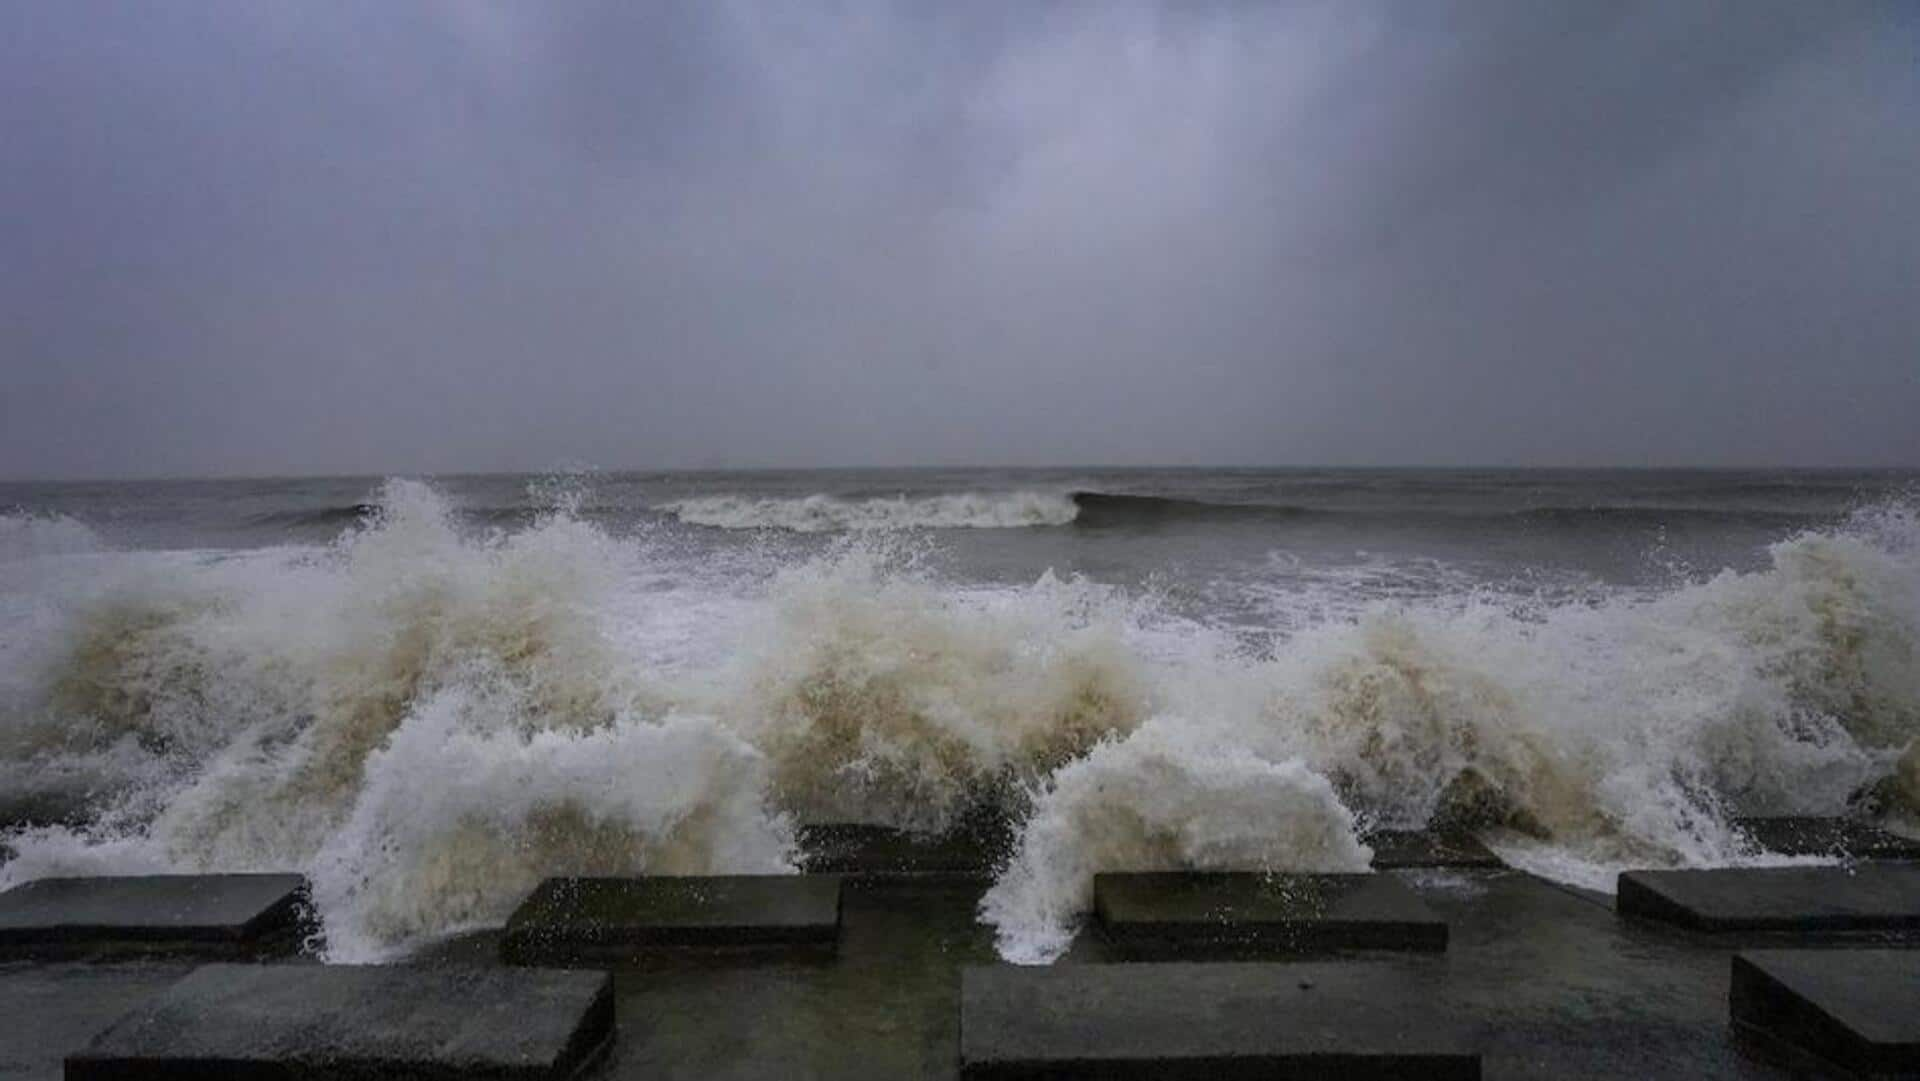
[2,467,1916,963]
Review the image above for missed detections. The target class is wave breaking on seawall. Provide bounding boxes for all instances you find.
[1,483,1918,964]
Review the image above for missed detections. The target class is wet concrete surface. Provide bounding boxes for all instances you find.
[439,870,1812,1080]
[1,863,1911,1079]
[961,960,1482,1079]
[503,875,843,966]
[1093,871,1448,956]
[1619,865,1920,934]
[0,961,195,1081]
[0,874,312,962]
[1731,949,1920,1077]
[1732,818,1920,862]
[65,963,613,1081]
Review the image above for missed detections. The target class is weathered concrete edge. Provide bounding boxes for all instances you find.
[1728,954,1884,1077]
[0,876,316,962]
[1617,868,1920,936]
[499,875,844,965]
[1090,873,1449,953]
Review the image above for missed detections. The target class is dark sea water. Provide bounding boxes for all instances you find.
[2,468,1917,961]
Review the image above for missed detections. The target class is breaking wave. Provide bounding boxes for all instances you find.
[0,511,104,562]
[0,481,1916,963]
[660,491,1079,531]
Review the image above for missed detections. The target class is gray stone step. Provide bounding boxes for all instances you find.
[1094,872,1448,955]
[1363,829,1503,870]
[960,961,1481,1080]
[1616,865,1920,933]
[1734,817,1920,861]
[66,962,613,1081]
[798,823,1011,877]
[0,874,312,961]
[501,875,843,965]
[1731,949,1920,1076]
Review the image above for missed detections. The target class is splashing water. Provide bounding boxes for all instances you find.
[0,477,1916,962]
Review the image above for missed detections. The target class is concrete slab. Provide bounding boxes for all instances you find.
[1616,865,1920,934]
[0,875,311,961]
[798,824,1009,877]
[65,962,614,1081]
[1365,829,1504,869]
[501,875,842,965]
[1094,872,1447,955]
[1,871,1826,1081]
[1734,817,1920,862]
[0,962,196,1081]
[960,961,1481,1080]
[1731,949,1920,1077]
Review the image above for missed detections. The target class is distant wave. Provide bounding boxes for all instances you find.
[1073,493,1823,530]
[1069,491,1312,525]
[1507,505,1825,529]
[262,492,1829,536]
[251,503,380,529]
[660,491,1081,531]
[253,502,575,531]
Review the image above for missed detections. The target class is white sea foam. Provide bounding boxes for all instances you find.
[0,512,104,562]
[980,719,1371,963]
[0,480,1916,962]
[660,491,1079,531]
[723,545,1152,832]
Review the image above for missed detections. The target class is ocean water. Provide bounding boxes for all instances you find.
[1,467,1917,963]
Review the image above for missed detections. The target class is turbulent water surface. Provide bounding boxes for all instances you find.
[2,467,1917,962]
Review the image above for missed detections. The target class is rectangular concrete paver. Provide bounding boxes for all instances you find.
[1095,871,1447,954]
[1733,818,1920,862]
[502,875,843,965]
[0,962,195,1081]
[1364,829,1504,870]
[0,875,310,961]
[797,824,1011,877]
[1731,949,1920,1076]
[960,960,1481,1080]
[1617,865,1920,933]
[65,963,614,1081]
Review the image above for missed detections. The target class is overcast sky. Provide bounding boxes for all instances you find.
[2,2,1916,478]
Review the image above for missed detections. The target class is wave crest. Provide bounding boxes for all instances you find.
[980,720,1371,964]
[0,512,104,562]
[732,547,1150,832]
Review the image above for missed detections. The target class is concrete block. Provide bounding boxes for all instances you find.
[798,823,1009,876]
[960,961,1480,1080]
[66,962,613,1081]
[501,875,842,965]
[1731,949,1920,1076]
[1617,865,1920,933]
[0,875,311,961]
[1734,817,1920,862]
[1363,829,1503,869]
[1095,872,1447,954]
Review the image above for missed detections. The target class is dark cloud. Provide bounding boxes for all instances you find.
[2,1,1914,477]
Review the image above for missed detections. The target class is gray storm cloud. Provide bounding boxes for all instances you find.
[2,1,1915,477]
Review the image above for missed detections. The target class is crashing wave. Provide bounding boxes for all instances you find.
[1,480,1917,963]
[0,511,105,562]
